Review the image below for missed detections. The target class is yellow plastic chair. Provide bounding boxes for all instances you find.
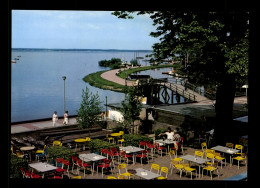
[234,144,243,155]
[106,134,114,143]
[232,153,247,169]
[107,176,117,179]
[202,163,219,180]
[71,176,81,179]
[36,145,46,154]
[226,142,234,148]
[116,173,128,179]
[205,153,215,165]
[157,167,168,180]
[170,160,184,178]
[182,163,197,180]
[118,164,133,179]
[16,151,24,158]
[118,138,124,147]
[168,150,176,160]
[150,164,160,174]
[214,152,226,169]
[195,151,203,158]
[119,131,124,136]
[53,141,62,146]
[172,157,183,164]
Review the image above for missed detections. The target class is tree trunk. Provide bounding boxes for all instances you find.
[213,76,236,146]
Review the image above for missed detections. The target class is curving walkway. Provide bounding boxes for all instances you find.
[100,68,135,86]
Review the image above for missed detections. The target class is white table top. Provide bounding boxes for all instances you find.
[135,168,160,180]
[20,146,35,151]
[29,162,57,172]
[180,155,210,165]
[155,139,174,145]
[79,153,106,162]
[211,145,239,154]
[120,146,144,153]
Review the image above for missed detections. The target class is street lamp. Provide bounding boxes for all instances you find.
[62,76,66,113]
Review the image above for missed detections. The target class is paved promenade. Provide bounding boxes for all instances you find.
[11,117,77,134]
[100,68,135,86]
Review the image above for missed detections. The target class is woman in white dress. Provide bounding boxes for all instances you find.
[52,111,58,127]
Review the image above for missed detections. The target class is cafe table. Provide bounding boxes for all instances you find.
[74,138,88,151]
[135,168,160,180]
[211,145,239,166]
[79,153,106,175]
[120,146,144,164]
[20,146,35,161]
[180,154,210,178]
[29,162,57,178]
[155,139,174,151]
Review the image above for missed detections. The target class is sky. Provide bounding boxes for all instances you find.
[12,10,160,50]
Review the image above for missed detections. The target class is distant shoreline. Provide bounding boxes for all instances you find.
[11,48,153,52]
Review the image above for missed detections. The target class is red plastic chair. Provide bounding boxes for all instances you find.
[101,149,109,158]
[71,156,78,172]
[136,150,149,165]
[76,159,92,177]
[56,158,64,167]
[155,143,167,157]
[30,172,43,179]
[61,160,70,177]
[139,141,147,149]
[110,148,120,163]
[20,167,32,178]
[55,167,66,178]
[97,159,113,177]
[120,151,132,165]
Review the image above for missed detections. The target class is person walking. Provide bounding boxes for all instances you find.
[63,111,69,125]
[52,111,58,127]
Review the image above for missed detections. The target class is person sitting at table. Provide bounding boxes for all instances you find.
[159,127,174,140]
[172,129,182,149]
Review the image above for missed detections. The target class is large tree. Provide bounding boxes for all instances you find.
[113,11,249,145]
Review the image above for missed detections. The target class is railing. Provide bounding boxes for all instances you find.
[148,78,197,101]
[167,77,216,100]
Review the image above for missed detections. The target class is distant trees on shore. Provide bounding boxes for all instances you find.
[98,58,140,69]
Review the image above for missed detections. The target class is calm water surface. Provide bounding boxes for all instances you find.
[11,49,153,122]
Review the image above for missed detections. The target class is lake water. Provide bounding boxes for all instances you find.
[12,49,176,123]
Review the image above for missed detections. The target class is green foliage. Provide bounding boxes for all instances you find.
[76,86,103,129]
[10,154,28,178]
[130,59,139,66]
[48,146,76,161]
[83,71,126,92]
[98,58,122,69]
[123,134,152,147]
[113,11,249,90]
[89,139,119,153]
[154,128,167,139]
[120,87,143,134]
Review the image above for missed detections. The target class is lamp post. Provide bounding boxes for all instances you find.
[62,76,66,113]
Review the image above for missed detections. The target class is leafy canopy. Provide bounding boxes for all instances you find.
[112,11,249,88]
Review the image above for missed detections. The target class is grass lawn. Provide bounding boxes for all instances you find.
[83,64,175,92]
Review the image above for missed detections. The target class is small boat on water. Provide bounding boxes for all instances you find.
[14,58,19,60]
[11,60,16,63]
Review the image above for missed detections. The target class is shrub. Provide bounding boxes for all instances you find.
[48,146,76,162]
[123,134,152,147]
[10,154,28,178]
[154,128,167,139]
[89,139,119,153]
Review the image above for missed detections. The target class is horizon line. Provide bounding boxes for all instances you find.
[12,47,153,52]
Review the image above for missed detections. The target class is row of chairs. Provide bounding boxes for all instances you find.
[201,142,247,169]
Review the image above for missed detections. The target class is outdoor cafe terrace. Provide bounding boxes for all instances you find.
[10,130,248,182]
